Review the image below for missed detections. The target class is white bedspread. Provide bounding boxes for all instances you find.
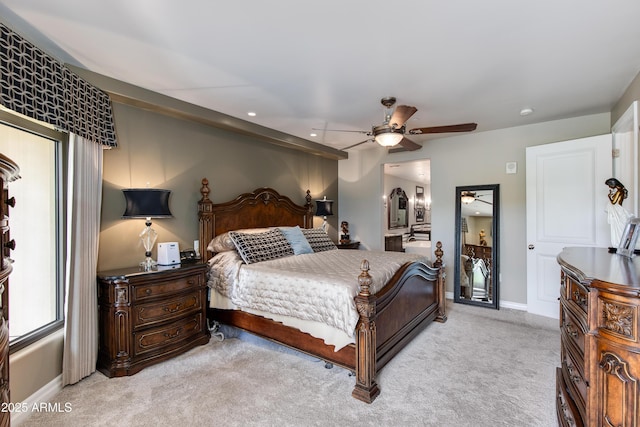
[207,249,429,339]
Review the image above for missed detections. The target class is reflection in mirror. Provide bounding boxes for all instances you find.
[388,187,408,229]
[454,184,500,309]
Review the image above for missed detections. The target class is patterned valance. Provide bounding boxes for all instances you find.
[0,23,117,147]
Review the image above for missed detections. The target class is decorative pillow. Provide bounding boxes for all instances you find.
[300,228,337,252]
[207,228,270,253]
[278,226,314,255]
[228,229,294,264]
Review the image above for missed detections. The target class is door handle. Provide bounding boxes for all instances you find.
[528,244,535,250]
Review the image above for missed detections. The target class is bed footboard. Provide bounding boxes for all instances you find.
[352,241,446,403]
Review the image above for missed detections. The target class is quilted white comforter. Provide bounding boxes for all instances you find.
[207,249,429,337]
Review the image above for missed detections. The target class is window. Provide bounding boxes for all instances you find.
[0,111,66,352]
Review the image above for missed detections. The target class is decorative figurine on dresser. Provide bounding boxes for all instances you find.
[0,153,19,427]
[556,247,640,426]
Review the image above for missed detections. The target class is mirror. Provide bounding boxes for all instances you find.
[454,184,500,309]
[388,187,408,229]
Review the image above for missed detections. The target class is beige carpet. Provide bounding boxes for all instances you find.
[20,301,559,427]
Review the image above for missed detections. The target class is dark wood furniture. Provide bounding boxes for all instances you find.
[384,234,404,252]
[337,241,360,249]
[97,263,210,377]
[0,154,18,427]
[198,179,447,403]
[556,247,640,427]
[464,244,491,262]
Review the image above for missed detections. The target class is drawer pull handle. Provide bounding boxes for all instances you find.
[4,240,15,251]
[565,323,578,338]
[572,290,587,307]
[163,303,182,313]
[187,279,195,285]
[145,289,152,295]
[4,197,15,208]
[567,365,582,384]
[164,328,181,339]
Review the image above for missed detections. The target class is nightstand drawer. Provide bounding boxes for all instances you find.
[133,312,205,356]
[133,291,204,329]
[133,272,202,302]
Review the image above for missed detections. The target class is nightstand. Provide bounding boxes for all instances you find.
[97,263,210,377]
[337,241,360,249]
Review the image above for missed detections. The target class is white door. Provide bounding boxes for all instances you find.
[526,134,612,318]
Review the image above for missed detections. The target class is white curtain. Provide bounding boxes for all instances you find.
[62,134,103,386]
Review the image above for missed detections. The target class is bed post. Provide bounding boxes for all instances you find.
[304,189,313,228]
[352,260,380,403]
[198,178,213,261]
[433,241,448,323]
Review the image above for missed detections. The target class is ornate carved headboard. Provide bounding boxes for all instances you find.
[198,178,314,261]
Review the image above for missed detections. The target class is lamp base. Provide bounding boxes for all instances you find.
[140,257,157,271]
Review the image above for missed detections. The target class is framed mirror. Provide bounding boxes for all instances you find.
[388,187,408,229]
[454,184,500,309]
[415,186,425,222]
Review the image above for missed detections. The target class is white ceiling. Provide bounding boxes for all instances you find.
[2,0,640,157]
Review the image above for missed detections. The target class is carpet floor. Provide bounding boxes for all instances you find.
[19,301,559,427]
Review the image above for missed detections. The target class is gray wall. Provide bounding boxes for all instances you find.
[338,113,611,307]
[99,101,338,271]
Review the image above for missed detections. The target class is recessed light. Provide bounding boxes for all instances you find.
[247,111,256,117]
[520,107,534,116]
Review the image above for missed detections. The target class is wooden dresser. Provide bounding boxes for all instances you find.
[0,154,19,427]
[464,244,492,262]
[97,262,210,377]
[557,247,640,427]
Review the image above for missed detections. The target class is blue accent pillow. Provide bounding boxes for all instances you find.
[278,226,314,255]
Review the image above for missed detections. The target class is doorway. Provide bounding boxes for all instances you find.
[383,159,431,253]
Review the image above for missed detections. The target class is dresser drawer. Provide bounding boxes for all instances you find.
[556,368,583,427]
[560,302,586,356]
[561,344,587,420]
[565,275,589,315]
[133,312,205,356]
[133,291,204,329]
[133,272,202,302]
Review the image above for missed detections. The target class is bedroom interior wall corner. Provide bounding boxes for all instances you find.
[98,102,338,271]
[338,113,612,307]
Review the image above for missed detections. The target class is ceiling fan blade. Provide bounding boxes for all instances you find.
[311,128,370,134]
[398,137,421,151]
[388,137,422,153]
[409,123,478,134]
[341,139,372,150]
[389,105,417,128]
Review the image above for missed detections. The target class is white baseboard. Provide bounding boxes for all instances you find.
[445,291,527,311]
[11,374,63,427]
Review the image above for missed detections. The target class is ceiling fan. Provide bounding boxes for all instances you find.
[316,97,477,151]
[461,191,492,205]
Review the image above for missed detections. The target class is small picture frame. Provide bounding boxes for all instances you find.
[617,217,640,257]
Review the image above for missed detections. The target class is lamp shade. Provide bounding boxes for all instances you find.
[122,189,173,218]
[315,197,334,217]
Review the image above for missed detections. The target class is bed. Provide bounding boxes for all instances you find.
[197,179,447,403]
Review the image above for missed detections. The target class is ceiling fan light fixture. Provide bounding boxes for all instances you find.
[375,132,404,147]
[461,193,475,204]
[373,125,404,147]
